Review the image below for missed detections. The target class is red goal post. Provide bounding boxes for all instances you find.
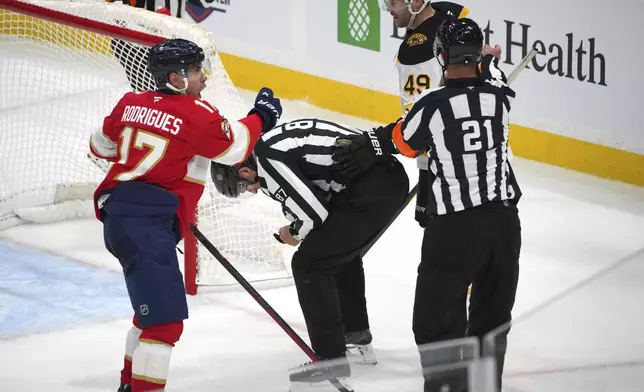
[0,0,293,294]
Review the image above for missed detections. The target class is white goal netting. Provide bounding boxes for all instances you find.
[0,0,293,290]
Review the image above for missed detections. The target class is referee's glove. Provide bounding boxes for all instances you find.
[331,123,397,180]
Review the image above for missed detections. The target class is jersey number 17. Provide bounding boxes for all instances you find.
[114,126,169,181]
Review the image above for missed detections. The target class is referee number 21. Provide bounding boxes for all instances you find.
[462,119,493,152]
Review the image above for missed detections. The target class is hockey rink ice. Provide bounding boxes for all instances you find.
[1,89,644,391]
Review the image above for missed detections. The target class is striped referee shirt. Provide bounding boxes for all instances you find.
[253,119,362,240]
[393,55,522,216]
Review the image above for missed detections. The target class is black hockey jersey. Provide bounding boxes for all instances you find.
[395,2,469,113]
[394,2,469,171]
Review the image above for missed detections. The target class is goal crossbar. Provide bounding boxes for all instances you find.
[0,0,164,46]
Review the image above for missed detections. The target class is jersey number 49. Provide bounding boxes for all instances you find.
[404,74,431,96]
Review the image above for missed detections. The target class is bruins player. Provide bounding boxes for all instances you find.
[384,0,469,227]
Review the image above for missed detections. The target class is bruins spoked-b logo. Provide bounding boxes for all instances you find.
[337,0,380,52]
[407,32,428,46]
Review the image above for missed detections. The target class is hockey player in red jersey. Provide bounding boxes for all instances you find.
[88,38,282,392]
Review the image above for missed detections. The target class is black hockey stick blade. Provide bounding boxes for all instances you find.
[189,224,353,392]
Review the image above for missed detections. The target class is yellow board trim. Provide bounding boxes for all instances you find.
[1,9,112,55]
[220,53,644,186]
[220,53,402,125]
[509,125,644,186]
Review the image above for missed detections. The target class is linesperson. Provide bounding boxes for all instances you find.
[332,19,521,392]
[211,118,409,389]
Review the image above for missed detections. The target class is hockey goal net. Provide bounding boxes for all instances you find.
[0,0,293,294]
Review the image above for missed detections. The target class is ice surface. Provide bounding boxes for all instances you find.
[1,89,643,391]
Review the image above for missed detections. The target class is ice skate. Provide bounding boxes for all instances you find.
[345,329,377,365]
[288,357,352,392]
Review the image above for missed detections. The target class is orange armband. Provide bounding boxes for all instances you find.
[391,121,420,158]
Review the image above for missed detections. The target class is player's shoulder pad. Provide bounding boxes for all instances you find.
[113,90,144,109]
[397,11,456,65]
[431,2,469,19]
[397,30,434,65]
[122,90,145,99]
[192,97,220,113]
[184,96,223,122]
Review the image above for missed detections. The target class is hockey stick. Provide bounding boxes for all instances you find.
[507,46,538,85]
[359,46,538,258]
[358,183,417,258]
[189,224,354,392]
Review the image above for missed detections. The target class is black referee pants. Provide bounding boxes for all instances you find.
[291,160,409,360]
[414,205,521,391]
